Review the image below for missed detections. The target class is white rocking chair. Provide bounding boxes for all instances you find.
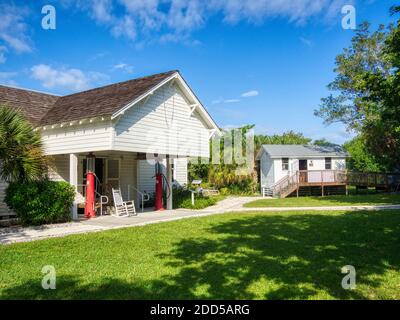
[111,188,137,217]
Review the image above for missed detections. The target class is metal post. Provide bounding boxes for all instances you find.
[321,171,324,197]
[166,157,173,210]
[69,154,78,220]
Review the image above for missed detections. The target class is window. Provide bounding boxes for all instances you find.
[107,159,120,188]
[282,158,289,171]
[325,157,332,170]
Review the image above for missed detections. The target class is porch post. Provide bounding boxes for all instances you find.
[69,153,78,220]
[166,157,173,210]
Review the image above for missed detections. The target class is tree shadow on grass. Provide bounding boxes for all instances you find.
[2,210,400,299]
[161,211,400,299]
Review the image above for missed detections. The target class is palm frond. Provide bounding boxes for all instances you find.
[0,105,47,182]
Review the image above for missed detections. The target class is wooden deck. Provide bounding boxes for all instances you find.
[267,170,400,198]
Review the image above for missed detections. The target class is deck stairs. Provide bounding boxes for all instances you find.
[263,172,299,199]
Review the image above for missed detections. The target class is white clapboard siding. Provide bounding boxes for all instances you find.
[174,158,188,186]
[0,180,14,218]
[119,155,137,201]
[260,152,275,188]
[42,121,112,155]
[113,84,210,157]
[137,158,188,194]
[50,155,86,204]
[48,155,70,181]
[137,159,158,194]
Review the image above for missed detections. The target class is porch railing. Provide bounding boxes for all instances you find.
[127,185,150,213]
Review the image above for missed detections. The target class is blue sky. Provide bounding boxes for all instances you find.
[0,0,398,144]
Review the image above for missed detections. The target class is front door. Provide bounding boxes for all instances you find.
[83,158,105,195]
[299,159,308,183]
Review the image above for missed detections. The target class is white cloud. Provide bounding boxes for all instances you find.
[89,51,110,61]
[0,4,32,58]
[91,0,114,22]
[212,98,241,104]
[300,36,313,47]
[212,98,223,104]
[112,63,134,73]
[31,64,108,92]
[213,89,259,104]
[224,99,240,103]
[0,46,7,64]
[71,0,352,44]
[0,71,18,86]
[111,15,137,40]
[241,90,259,97]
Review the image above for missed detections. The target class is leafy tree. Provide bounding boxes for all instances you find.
[314,22,390,130]
[255,130,311,155]
[208,125,257,194]
[313,138,340,148]
[189,126,315,192]
[315,8,400,171]
[343,136,383,172]
[0,105,48,182]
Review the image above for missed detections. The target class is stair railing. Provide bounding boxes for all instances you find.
[127,185,150,212]
[270,171,299,198]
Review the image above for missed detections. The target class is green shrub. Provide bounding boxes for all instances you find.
[172,185,220,209]
[5,180,75,226]
[218,180,258,196]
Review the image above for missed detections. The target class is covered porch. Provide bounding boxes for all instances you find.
[49,151,186,220]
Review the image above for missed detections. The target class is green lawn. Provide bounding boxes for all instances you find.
[1,210,400,299]
[244,193,400,208]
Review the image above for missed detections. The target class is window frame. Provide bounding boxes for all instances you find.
[282,158,289,171]
[325,157,332,170]
[106,158,121,188]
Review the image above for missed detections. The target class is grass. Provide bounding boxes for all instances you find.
[1,209,400,299]
[244,193,400,208]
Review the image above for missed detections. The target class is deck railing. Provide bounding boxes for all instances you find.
[346,171,400,187]
[267,170,400,198]
[298,170,347,185]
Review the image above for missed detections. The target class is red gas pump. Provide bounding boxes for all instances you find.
[154,161,164,211]
[84,153,96,218]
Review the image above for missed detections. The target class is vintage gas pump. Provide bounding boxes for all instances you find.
[154,161,164,211]
[84,152,96,218]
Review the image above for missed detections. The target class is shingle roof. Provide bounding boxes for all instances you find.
[0,86,59,126]
[0,70,178,126]
[259,144,349,158]
[40,70,177,126]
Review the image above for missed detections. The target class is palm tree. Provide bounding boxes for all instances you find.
[0,105,47,182]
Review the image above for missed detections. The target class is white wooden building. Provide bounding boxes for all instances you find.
[256,144,348,197]
[0,70,219,219]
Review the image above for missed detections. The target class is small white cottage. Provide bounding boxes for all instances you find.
[0,70,219,219]
[256,144,348,197]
